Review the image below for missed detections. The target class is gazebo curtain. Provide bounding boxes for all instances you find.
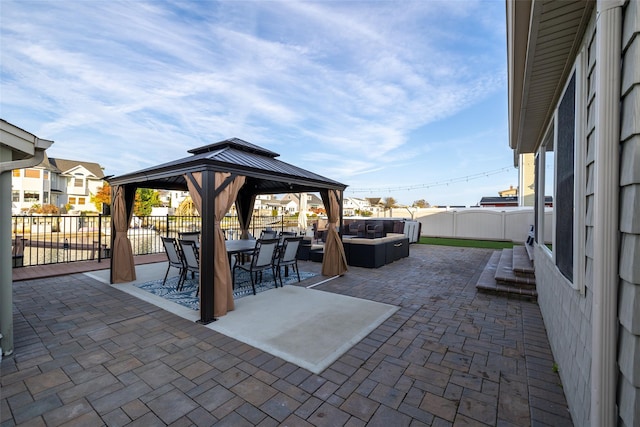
[212,172,245,316]
[320,189,348,276]
[185,171,246,317]
[111,185,136,283]
[235,189,256,239]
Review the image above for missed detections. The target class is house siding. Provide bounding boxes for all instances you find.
[535,3,640,424]
[535,247,593,427]
[618,1,640,425]
[535,13,597,427]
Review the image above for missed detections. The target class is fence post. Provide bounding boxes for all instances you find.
[97,214,103,263]
[166,214,170,238]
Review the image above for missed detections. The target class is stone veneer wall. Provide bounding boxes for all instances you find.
[618,1,640,426]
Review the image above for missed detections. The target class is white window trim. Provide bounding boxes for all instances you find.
[538,54,586,294]
[573,48,587,295]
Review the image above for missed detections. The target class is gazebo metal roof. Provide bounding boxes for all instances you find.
[108,137,347,193]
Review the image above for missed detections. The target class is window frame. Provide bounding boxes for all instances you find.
[535,51,586,294]
[23,191,40,203]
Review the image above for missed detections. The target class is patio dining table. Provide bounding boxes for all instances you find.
[224,238,257,267]
[224,238,257,256]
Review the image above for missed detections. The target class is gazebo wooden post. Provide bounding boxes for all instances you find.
[198,169,216,324]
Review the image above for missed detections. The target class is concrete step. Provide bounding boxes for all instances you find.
[494,249,536,288]
[476,251,537,300]
[512,245,535,277]
[476,250,501,287]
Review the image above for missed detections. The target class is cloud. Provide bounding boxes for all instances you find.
[1,0,508,205]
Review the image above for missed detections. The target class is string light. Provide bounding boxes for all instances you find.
[346,166,513,194]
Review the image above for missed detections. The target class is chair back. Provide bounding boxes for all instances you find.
[161,237,183,266]
[260,230,278,239]
[179,239,200,270]
[252,238,279,268]
[179,231,200,244]
[278,231,297,245]
[279,237,302,263]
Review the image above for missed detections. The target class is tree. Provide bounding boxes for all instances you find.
[38,204,60,214]
[91,183,111,212]
[354,209,373,217]
[383,197,397,209]
[134,188,162,216]
[412,199,430,208]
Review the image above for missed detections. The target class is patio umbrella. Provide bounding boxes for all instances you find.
[298,192,308,233]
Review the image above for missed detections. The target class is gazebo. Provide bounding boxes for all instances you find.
[107,138,348,324]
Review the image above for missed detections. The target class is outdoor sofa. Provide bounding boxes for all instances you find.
[342,233,409,268]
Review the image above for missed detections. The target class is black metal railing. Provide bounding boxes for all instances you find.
[11,214,311,268]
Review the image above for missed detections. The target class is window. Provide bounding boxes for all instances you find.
[43,171,49,179]
[74,178,84,187]
[69,197,76,204]
[78,197,86,205]
[12,191,20,202]
[23,192,40,202]
[537,71,578,284]
[25,169,40,178]
[12,169,20,177]
[536,128,554,249]
[44,192,49,204]
[556,73,576,281]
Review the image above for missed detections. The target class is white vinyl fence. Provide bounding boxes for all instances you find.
[380,207,553,243]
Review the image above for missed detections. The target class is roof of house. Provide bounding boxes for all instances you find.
[49,158,105,178]
[480,196,519,206]
[480,196,553,206]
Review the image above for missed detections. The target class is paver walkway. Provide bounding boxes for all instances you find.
[1,244,572,426]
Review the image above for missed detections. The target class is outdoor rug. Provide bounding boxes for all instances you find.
[135,269,318,311]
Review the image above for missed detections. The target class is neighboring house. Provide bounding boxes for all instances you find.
[516,153,536,206]
[343,196,374,216]
[507,1,639,426]
[280,193,324,213]
[479,195,552,208]
[254,194,278,214]
[10,154,106,214]
[279,197,298,214]
[498,185,518,197]
[479,196,518,207]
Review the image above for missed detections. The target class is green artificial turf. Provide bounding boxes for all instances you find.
[418,236,516,249]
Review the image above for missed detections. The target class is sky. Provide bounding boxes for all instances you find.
[1,0,515,207]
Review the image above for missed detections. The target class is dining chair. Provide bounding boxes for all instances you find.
[275,236,302,287]
[178,239,200,295]
[232,238,279,295]
[161,236,186,290]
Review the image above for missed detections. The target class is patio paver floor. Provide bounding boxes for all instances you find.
[1,244,572,426]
